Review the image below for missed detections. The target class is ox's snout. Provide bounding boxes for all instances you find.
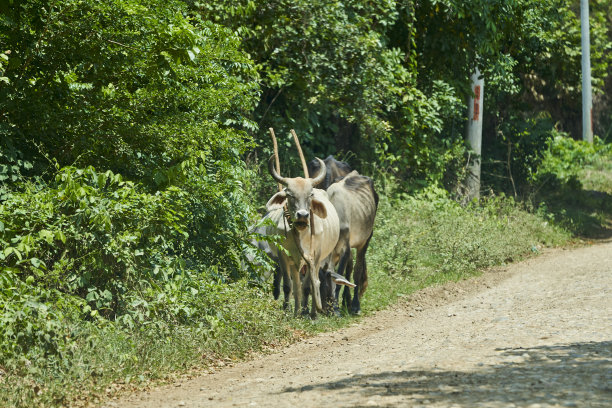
[294,209,310,230]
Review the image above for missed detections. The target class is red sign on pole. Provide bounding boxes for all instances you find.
[473,85,481,121]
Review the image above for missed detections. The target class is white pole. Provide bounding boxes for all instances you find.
[581,0,593,143]
[466,67,484,201]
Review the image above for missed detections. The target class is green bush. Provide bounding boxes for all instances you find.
[0,269,76,363]
[532,134,612,188]
[1,167,188,318]
[527,135,612,238]
[0,0,259,182]
[0,162,267,317]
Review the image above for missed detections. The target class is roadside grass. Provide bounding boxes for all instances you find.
[0,282,295,407]
[531,148,612,240]
[581,154,612,193]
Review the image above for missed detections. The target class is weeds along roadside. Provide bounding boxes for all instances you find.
[528,136,612,239]
[2,145,611,407]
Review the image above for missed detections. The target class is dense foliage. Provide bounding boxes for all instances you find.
[1,0,259,178]
[1,0,266,380]
[0,0,611,406]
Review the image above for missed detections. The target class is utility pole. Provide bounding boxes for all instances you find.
[465,66,484,201]
[581,0,593,143]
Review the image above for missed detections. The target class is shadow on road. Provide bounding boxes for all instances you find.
[282,341,612,407]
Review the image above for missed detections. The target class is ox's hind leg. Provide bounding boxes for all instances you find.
[350,234,372,315]
[340,251,353,311]
[300,273,317,318]
[301,272,311,317]
[334,230,352,312]
[317,264,337,316]
[282,268,291,309]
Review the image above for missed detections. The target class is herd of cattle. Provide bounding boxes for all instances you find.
[250,155,378,318]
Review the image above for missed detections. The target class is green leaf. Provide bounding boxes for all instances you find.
[55,230,67,244]
[4,247,22,261]
[30,258,46,269]
[38,229,55,244]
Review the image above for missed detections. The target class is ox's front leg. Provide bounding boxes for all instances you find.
[289,259,304,317]
[291,271,302,316]
[301,264,313,317]
[308,258,323,318]
[278,255,293,310]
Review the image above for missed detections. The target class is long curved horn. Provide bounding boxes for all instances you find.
[310,158,326,186]
[290,129,309,178]
[268,155,288,186]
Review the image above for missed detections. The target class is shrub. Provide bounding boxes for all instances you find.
[531,134,612,188]
[0,0,260,182]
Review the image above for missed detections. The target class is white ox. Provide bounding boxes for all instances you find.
[263,156,339,317]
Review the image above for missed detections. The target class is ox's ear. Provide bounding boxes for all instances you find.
[266,191,287,211]
[311,199,327,219]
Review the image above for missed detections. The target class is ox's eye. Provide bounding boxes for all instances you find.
[309,192,314,197]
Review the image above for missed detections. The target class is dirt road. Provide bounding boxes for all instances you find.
[113,241,612,408]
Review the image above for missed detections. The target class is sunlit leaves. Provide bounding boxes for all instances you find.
[0,0,260,184]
